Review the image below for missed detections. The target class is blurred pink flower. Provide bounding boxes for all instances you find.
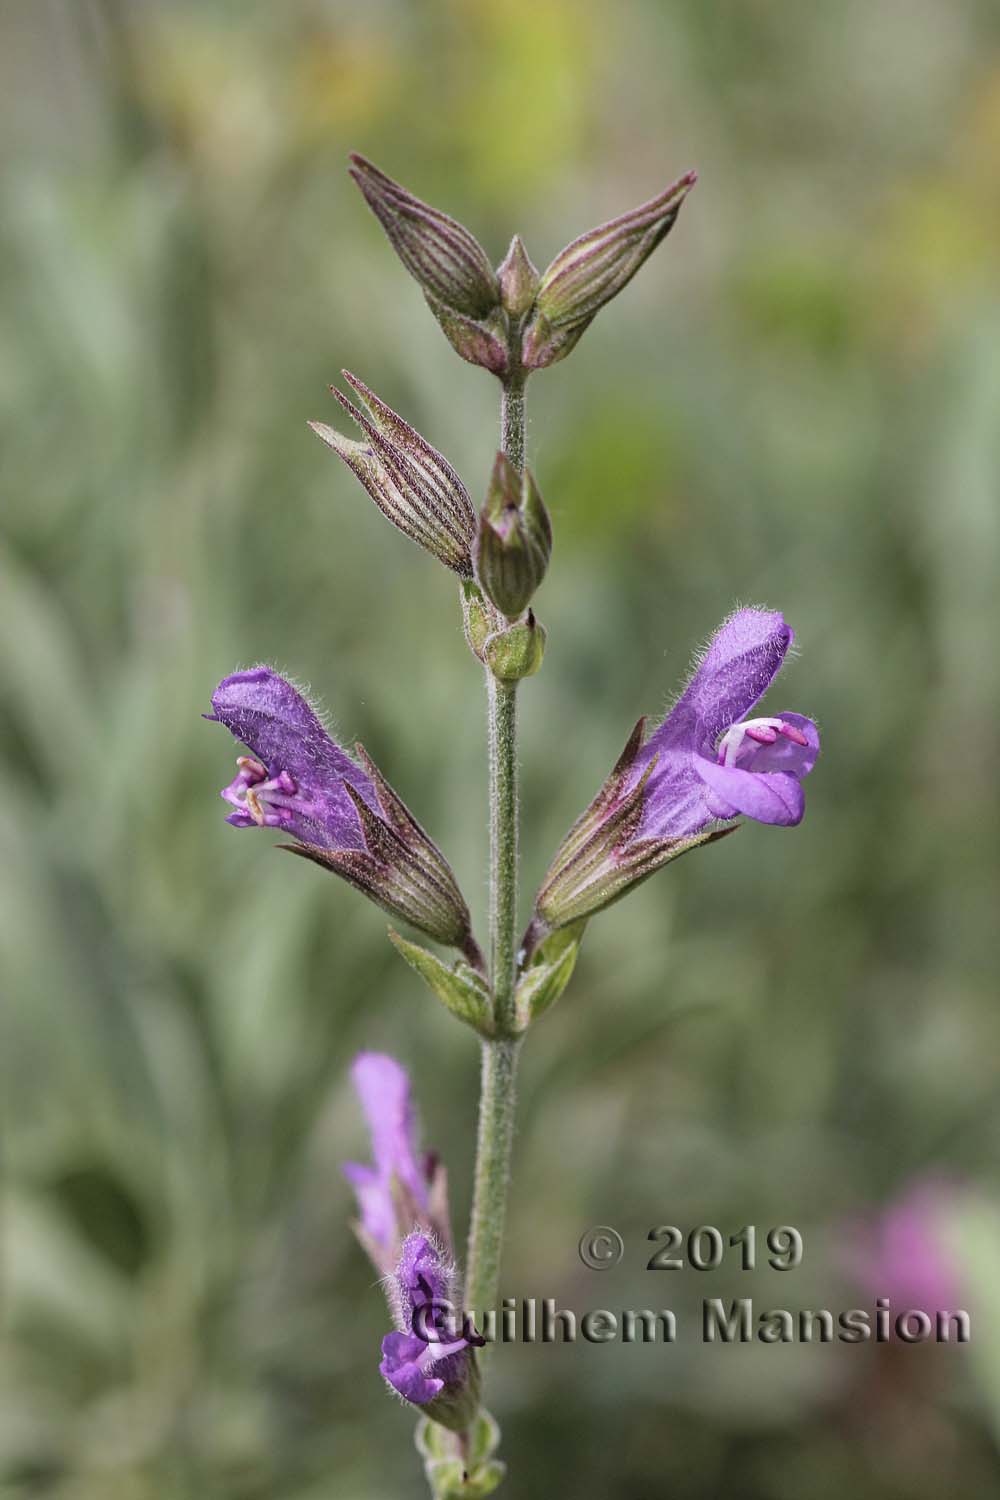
[852,1181,962,1315]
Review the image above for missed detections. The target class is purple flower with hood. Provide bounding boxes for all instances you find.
[342,1052,451,1274]
[342,1059,480,1428]
[381,1232,484,1430]
[207,667,482,961]
[531,607,819,935]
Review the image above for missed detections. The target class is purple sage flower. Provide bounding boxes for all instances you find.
[629,606,819,832]
[532,607,819,933]
[380,1231,483,1429]
[208,667,482,960]
[342,1052,451,1273]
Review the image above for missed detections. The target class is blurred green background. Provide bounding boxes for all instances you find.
[4,1,1000,1496]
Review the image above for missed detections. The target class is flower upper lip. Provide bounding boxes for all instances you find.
[211,666,376,851]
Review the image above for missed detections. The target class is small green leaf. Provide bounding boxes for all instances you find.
[443,1460,505,1497]
[389,929,494,1035]
[514,922,584,1030]
[415,1416,450,1462]
[415,1411,505,1496]
[530,918,588,967]
[425,1457,466,1495]
[461,578,494,661]
[428,1459,506,1500]
[467,1407,501,1465]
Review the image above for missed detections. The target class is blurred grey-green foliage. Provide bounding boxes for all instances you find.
[3,1,1000,1495]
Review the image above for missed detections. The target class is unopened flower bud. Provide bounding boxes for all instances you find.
[497,234,540,319]
[310,372,476,575]
[484,611,546,682]
[522,169,697,369]
[474,452,552,619]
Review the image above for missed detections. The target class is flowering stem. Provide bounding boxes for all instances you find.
[499,367,526,475]
[464,1034,521,1323]
[463,367,527,1330]
[487,673,519,1029]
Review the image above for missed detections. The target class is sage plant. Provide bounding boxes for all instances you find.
[208,156,820,1496]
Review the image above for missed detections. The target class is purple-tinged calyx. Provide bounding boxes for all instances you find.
[348,155,509,375]
[530,608,819,937]
[342,1052,453,1275]
[349,154,499,319]
[209,667,482,960]
[311,372,477,576]
[522,169,697,370]
[380,1232,483,1431]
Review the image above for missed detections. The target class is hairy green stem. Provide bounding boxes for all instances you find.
[487,674,519,1029]
[463,369,526,1328]
[499,368,526,474]
[463,1034,521,1321]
